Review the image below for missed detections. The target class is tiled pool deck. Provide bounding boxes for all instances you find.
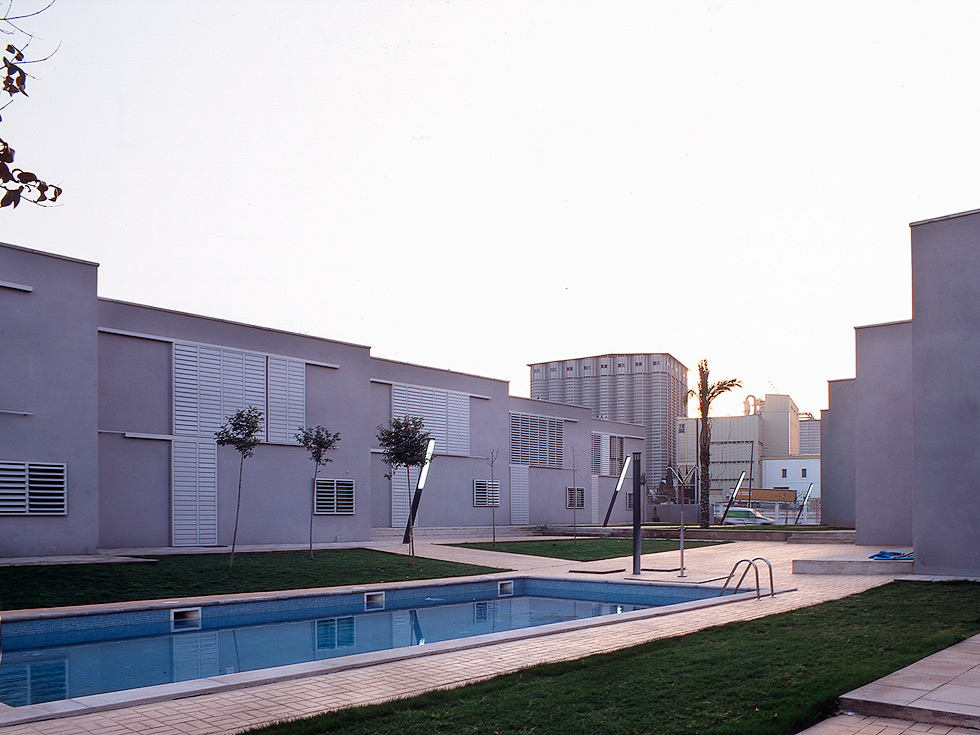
[0,539,976,734]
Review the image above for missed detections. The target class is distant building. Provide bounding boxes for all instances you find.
[761,456,820,499]
[675,393,802,503]
[529,354,688,489]
[799,413,821,455]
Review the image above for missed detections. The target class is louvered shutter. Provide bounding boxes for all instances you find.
[173,344,201,436]
[509,465,529,524]
[268,357,305,443]
[315,478,355,515]
[591,475,600,523]
[390,466,420,528]
[172,441,217,546]
[473,479,500,507]
[510,413,564,468]
[197,347,224,436]
[447,392,470,455]
[391,384,470,457]
[0,462,66,515]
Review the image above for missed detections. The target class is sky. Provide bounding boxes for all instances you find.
[4,0,980,417]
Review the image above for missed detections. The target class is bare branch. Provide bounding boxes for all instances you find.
[1,0,56,23]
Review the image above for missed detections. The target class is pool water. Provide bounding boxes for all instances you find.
[0,577,728,706]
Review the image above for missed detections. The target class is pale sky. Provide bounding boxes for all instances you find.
[4,1,980,417]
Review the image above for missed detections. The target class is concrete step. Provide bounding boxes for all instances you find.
[787,530,856,544]
[837,634,980,730]
[370,526,545,542]
[792,550,913,575]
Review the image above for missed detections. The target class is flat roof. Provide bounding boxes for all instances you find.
[910,206,980,227]
[0,241,99,267]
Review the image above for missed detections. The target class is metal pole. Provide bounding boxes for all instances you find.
[678,486,686,578]
[631,452,642,575]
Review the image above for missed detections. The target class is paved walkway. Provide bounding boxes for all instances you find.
[799,633,980,735]
[0,539,975,734]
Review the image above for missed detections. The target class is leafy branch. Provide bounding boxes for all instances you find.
[0,2,62,208]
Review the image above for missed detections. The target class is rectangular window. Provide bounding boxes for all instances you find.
[566,486,585,509]
[473,479,500,507]
[678,424,685,434]
[626,491,634,510]
[510,413,564,468]
[314,478,355,515]
[0,462,67,515]
[781,468,787,478]
[609,436,625,475]
[392,383,470,456]
[801,468,807,478]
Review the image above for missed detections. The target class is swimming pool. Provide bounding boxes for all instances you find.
[0,575,758,722]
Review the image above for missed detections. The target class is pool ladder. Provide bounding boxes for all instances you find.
[719,557,775,600]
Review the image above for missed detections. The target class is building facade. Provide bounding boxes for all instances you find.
[798,414,821,455]
[675,393,802,501]
[822,207,980,577]
[0,242,645,557]
[528,353,688,490]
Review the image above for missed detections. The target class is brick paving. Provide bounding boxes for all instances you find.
[0,539,942,735]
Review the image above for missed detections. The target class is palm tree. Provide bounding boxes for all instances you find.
[689,360,741,528]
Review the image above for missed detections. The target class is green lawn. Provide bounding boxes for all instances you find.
[248,580,980,735]
[0,550,502,610]
[452,537,722,561]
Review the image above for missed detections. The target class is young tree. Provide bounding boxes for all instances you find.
[1,2,62,208]
[486,448,499,546]
[376,415,432,564]
[215,406,264,568]
[689,360,741,528]
[295,425,341,560]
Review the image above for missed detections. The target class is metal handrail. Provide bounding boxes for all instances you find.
[719,556,775,600]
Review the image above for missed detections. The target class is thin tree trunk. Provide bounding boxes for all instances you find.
[310,462,319,560]
[230,455,244,568]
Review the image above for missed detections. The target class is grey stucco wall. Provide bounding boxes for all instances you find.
[911,212,980,576]
[96,299,376,549]
[820,379,856,528]
[0,244,101,555]
[368,358,513,530]
[853,321,913,546]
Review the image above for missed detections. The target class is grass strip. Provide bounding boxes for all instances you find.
[0,550,502,610]
[247,580,980,735]
[452,537,722,561]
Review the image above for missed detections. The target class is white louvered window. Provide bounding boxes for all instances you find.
[590,433,625,476]
[566,486,585,509]
[314,479,355,515]
[509,413,563,468]
[609,436,625,476]
[391,383,470,456]
[510,465,529,525]
[473,479,500,507]
[173,343,268,439]
[0,462,67,515]
[172,441,217,546]
[268,357,305,444]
